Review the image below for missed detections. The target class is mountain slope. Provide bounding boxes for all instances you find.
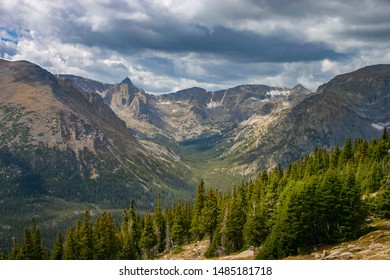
[0,59,195,201]
[228,64,389,171]
[0,59,196,250]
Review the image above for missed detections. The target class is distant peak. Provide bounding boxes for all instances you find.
[121,77,133,85]
[292,84,305,90]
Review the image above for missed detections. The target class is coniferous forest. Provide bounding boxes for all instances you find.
[1,130,389,260]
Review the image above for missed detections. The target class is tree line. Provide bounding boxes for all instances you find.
[1,129,389,260]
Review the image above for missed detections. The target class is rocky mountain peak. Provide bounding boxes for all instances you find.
[121,77,133,86]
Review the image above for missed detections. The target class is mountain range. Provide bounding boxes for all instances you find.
[59,64,389,184]
[1,59,389,249]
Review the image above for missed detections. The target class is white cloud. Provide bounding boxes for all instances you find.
[1,0,390,93]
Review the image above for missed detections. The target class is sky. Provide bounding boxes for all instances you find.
[1,0,390,94]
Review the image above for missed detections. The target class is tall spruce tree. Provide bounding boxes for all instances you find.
[191,179,206,241]
[79,211,94,259]
[171,202,186,245]
[94,212,119,259]
[153,194,166,253]
[139,212,157,259]
[200,189,219,241]
[51,232,64,260]
[63,228,77,260]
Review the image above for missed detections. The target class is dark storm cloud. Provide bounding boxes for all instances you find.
[338,26,390,42]
[64,22,344,63]
[47,0,350,65]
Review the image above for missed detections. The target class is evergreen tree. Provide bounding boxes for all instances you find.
[153,194,166,253]
[315,169,343,242]
[79,211,94,259]
[18,219,47,260]
[94,212,119,259]
[118,209,131,259]
[118,200,141,259]
[21,228,34,260]
[375,175,390,218]
[63,228,77,260]
[339,169,366,238]
[51,232,64,260]
[329,146,341,168]
[222,185,247,252]
[190,179,206,241]
[171,202,186,245]
[201,189,219,241]
[128,200,141,258]
[164,207,174,251]
[340,138,354,165]
[9,237,23,260]
[30,218,47,259]
[362,162,382,193]
[139,212,157,259]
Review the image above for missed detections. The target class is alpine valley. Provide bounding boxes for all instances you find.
[0,59,389,251]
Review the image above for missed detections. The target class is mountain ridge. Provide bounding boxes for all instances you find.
[0,59,195,207]
[58,63,389,186]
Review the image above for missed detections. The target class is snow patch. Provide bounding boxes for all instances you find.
[267,89,291,98]
[206,90,227,109]
[371,123,384,130]
[206,101,222,109]
[158,101,172,105]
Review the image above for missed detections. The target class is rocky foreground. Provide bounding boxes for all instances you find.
[159,220,390,260]
[287,220,390,260]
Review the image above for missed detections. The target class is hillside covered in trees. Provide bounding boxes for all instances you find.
[1,130,389,260]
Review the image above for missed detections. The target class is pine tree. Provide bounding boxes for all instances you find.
[339,169,366,238]
[139,212,157,259]
[128,200,141,258]
[9,237,23,260]
[164,207,174,251]
[63,228,77,260]
[329,146,341,168]
[190,179,206,241]
[153,194,166,253]
[27,218,47,259]
[340,138,354,165]
[201,189,219,241]
[94,212,119,259]
[51,232,64,260]
[222,185,247,253]
[171,202,186,245]
[21,228,34,260]
[375,175,390,218]
[315,169,342,242]
[79,211,94,259]
[118,209,130,259]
